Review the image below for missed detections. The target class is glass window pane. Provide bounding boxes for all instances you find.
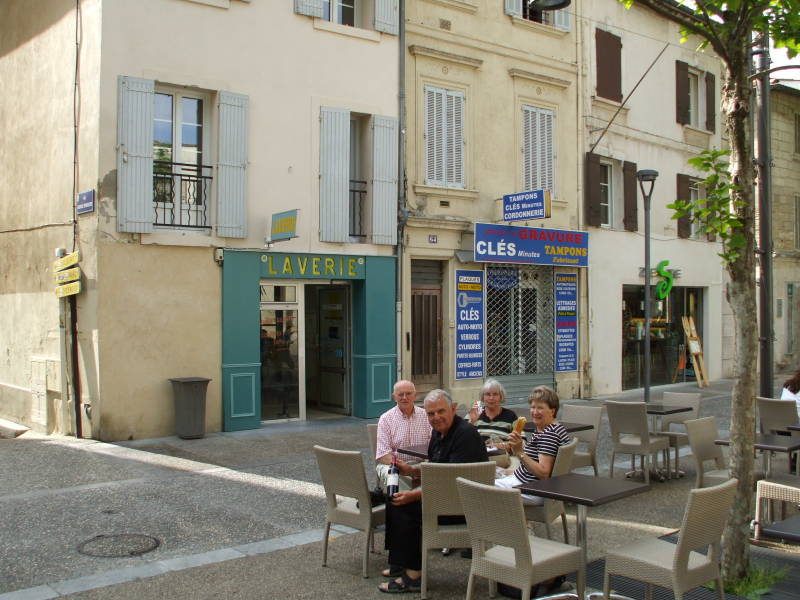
[155,93,173,121]
[181,97,202,125]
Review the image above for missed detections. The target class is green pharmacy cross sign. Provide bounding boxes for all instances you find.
[655,260,674,300]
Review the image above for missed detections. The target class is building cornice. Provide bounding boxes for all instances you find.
[508,68,571,89]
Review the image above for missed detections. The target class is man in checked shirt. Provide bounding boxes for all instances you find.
[375,379,431,492]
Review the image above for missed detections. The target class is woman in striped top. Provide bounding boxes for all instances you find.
[495,386,570,505]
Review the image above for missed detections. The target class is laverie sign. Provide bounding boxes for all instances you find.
[473,223,589,268]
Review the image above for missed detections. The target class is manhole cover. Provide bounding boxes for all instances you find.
[77,534,161,558]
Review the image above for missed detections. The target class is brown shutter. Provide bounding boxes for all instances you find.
[676,61,689,125]
[676,173,691,238]
[585,152,601,227]
[623,161,638,232]
[705,71,716,132]
[596,29,622,103]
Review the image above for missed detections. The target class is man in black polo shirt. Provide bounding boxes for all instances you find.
[378,389,488,594]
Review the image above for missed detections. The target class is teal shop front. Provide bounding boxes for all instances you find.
[221,250,397,431]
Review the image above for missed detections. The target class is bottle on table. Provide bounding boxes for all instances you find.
[386,453,400,499]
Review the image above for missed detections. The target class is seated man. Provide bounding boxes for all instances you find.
[375,379,431,492]
[378,389,488,594]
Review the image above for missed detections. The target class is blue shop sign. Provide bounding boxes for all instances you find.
[455,270,484,380]
[474,222,589,268]
[76,190,95,215]
[502,189,551,221]
[554,272,579,372]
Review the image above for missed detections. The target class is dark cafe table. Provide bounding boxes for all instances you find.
[523,421,594,434]
[516,473,649,598]
[397,443,505,461]
[715,433,800,478]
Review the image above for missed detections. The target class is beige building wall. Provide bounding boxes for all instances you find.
[403,1,581,405]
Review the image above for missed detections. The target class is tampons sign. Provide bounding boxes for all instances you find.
[454,270,484,380]
[473,223,589,268]
[554,273,578,372]
[502,190,551,221]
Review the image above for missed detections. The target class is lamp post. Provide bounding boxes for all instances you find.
[637,169,658,403]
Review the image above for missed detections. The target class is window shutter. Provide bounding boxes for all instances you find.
[539,109,554,194]
[553,9,570,31]
[676,173,691,239]
[623,160,638,232]
[445,91,464,188]
[117,76,154,234]
[705,71,716,132]
[584,152,601,227]
[371,115,398,245]
[522,105,555,194]
[374,0,399,35]
[675,61,689,125]
[294,0,323,18]
[216,91,249,239]
[504,0,522,17]
[425,86,445,186]
[319,107,350,242]
[595,29,622,103]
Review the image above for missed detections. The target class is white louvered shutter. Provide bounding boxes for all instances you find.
[294,0,323,18]
[522,105,555,195]
[216,91,249,238]
[540,108,555,194]
[425,86,445,186]
[117,76,154,233]
[445,91,464,188]
[504,0,522,16]
[553,9,571,31]
[319,107,350,242]
[371,115,398,245]
[374,0,399,35]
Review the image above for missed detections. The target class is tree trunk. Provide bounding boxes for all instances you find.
[720,40,758,582]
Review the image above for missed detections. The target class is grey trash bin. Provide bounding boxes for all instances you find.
[169,377,211,439]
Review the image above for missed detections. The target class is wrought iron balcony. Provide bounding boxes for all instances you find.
[153,160,213,229]
[349,179,366,238]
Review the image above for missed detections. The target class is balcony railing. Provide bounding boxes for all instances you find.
[153,160,213,229]
[349,179,366,238]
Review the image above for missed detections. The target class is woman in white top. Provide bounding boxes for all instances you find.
[781,368,800,417]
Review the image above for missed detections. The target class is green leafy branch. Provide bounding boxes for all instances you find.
[667,149,745,265]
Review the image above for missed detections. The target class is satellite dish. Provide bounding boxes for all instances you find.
[528,0,571,10]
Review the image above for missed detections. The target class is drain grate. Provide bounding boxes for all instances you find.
[77,534,161,558]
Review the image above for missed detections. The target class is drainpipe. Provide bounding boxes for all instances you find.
[395,0,407,382]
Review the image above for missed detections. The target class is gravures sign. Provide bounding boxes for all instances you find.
[474,223,589,268]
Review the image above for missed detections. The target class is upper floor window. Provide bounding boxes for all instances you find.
[522,105,554,196]
[676,61,715,132]
[294,0,398,35]
[688,180,703,239]
[424,86,465,189]
[323,0,356,26]
[599,162,612,226]
[584,154,638,231]
[504,0,570,32]
[117,76,249,238]
[676,173,711,241]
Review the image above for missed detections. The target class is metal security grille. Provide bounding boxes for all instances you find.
[486,265,554,377]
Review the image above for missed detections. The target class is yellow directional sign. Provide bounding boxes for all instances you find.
[54,267,81,284]
[53,251,80,272]
[55,281,81,298]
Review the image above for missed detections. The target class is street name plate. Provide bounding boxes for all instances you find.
[55,281,81,298]
[54,267,81,284]
[53,251,80,272]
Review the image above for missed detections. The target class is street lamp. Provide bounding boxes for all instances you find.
[637,169,658,403]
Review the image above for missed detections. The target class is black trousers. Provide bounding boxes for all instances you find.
[385,501,465,571]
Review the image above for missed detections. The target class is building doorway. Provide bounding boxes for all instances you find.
[411,260,443,397]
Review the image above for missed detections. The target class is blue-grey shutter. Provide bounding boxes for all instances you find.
[554,9,571,31]
[320,107,350,242]
[374,0,399,35]
[505,0,522,16]
[294,0,323,18]
[216,91,249,238]
[372,115,398,245]
[117,76,154,234]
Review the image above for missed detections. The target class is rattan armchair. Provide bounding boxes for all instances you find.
[420,461,496,599]
[560,404,603,475]
[524,437,577,543]
[456,477,585,600]
[603,478,737,600]
[685,417,764,490]
[754,476,800,539]
[313,445,386,578]
[606,401,670,484]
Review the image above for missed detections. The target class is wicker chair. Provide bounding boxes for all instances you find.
[754,476,800,539]
[603,478,737,600]
[313,445,386,578]
[606,401,670,484]
[560,404,603,475]
[757,396,799,434]
[685,417,764,490]
[658,392,702,478]
[524,437,577,543]
[456,477,585,600]
[420,461,496,599]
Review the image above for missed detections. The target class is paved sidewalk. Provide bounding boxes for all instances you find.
[1,377,796,599]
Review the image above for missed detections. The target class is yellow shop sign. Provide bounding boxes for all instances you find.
[259,253,365,279]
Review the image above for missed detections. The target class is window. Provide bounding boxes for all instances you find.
[153,90,211,229]
[323,0,356,26]
[676,173,709,240]
[319,107,398,244]
[689,180,702,239]
[504,0,570,31]
[599,163,612,226]
[522,105,554,195]
[676,61,715,131]
[595,29,622,103]
[117,76,248,237]
[424,86,464,188]
[584,154,637,230]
